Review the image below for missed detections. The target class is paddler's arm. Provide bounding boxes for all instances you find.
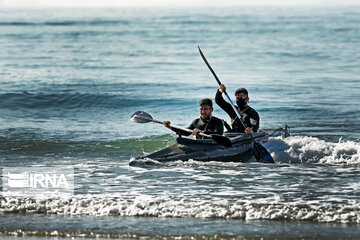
[163,121,191,136]
[215,85,237,119]
[188,120,203,136]
[245,109,260,134]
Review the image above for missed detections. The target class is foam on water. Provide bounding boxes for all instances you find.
[266,136,360,165]
[1,196,359,224]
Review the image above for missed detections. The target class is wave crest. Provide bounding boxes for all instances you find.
[1,196,359,224]
[266,136,360,165]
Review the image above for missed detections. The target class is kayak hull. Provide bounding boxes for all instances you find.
[132,132,268,164]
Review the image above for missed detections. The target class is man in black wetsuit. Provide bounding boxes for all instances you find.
[163,98,224,138]
[215,84,259,134]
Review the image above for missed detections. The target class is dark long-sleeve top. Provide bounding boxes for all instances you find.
[170,116,224,138]
[215,90,259,133]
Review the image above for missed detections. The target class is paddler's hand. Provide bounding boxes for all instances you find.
[163,121,171,129]
[192,128,203,136]
[245,127,254,135]
[219,84,226,93]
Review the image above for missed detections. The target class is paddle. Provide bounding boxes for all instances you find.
[130,111,232,148]
[198,46,275,163]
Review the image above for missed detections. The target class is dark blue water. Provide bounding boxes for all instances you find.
[0,6,360,239]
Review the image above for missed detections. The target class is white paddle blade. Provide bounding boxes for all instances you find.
[130,111,153,123]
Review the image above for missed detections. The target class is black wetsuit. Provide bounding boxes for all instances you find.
[215,90,259,133]
[172,116,224,139]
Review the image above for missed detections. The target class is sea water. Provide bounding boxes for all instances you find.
[0,6,359,240]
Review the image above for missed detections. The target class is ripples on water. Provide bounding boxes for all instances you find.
[0,6,360,239]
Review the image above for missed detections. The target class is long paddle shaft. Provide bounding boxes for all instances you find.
[198,46,248,129]
[198,46,274,163]
[130,111,232,148]
[154,119,212,138]
[135,115,212,138]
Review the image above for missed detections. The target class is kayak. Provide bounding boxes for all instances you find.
[130,131,271,165]
[129,111,290,166]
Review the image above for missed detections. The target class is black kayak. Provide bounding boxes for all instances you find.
[130,132,271,165]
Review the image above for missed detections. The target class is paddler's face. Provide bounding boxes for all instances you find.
[235,93,248,101]
[199,105,213,119]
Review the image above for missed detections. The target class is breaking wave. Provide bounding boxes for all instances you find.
[266,136,360,165]
[1,197,359,224]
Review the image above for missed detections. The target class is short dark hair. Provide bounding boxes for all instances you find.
[199,98,213,107]
[235,88,248,96]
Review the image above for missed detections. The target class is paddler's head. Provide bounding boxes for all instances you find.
[235,88,249,108]
[199,98,214,119]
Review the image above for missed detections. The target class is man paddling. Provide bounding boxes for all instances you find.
[215,84,259,134]
[163,98,224,139]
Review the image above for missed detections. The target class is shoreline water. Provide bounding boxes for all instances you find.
[1,214,360,240]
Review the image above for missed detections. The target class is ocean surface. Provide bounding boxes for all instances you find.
[0,6,360,240]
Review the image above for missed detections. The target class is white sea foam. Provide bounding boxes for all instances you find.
[266,136,360,165]
[1,196,359,224]
[129,157,164,167]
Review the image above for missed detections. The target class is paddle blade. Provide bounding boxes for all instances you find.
[130,111,153,123]
[253,142,275,163]
[211,134,232,148]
